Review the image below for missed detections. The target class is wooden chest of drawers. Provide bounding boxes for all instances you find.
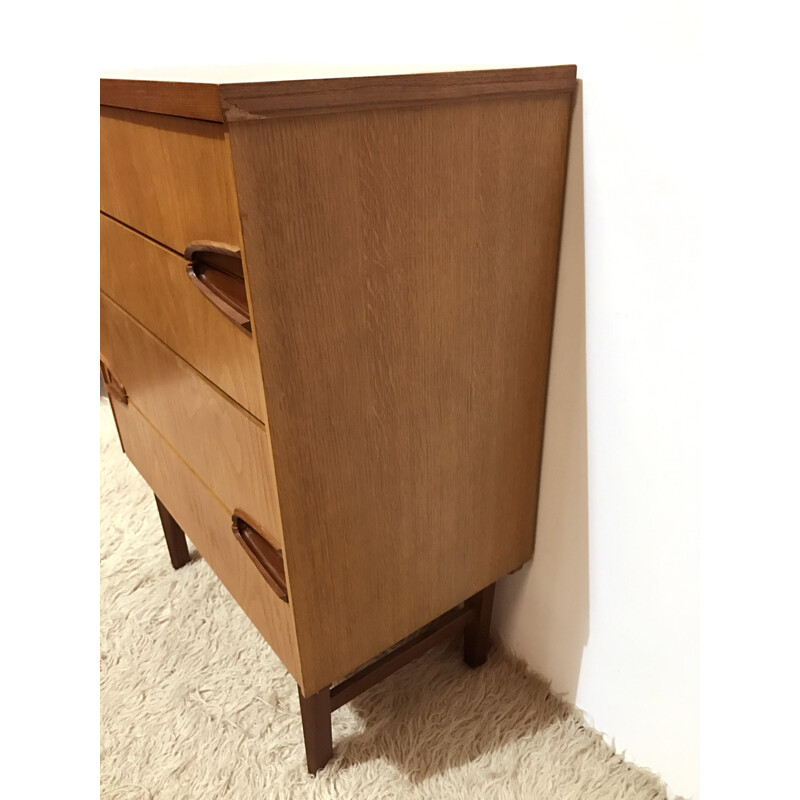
[100,64,577,773]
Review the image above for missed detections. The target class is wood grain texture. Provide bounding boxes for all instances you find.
[101,81,223,121]
[100,214,265,420]
[109,397,300,679]
[221,65,576,121]
[228,93,574,693]
[100,294,283,548]
[99,66,576,122]
[100,107,240,254]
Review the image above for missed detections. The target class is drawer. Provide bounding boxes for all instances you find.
[109,395,300,681]
[100,106,241,254]
[100,214,265,421]
[100,293,283,548]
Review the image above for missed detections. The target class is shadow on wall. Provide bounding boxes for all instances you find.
[492,82,589,703]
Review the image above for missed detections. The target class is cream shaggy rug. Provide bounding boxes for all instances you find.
[100,398,673,800]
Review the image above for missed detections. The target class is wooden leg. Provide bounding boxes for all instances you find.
[154,494,190,569]
[298,685,333,775]
[464,582,495,668]
[293,592,490,773]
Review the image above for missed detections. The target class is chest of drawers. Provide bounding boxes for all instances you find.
[100,64,577,773]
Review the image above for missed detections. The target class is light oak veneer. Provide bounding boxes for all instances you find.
[100,295,282,549]
[100,213,265,420]
[111,397,299,675]
[228,93,573,691]
[100,106,241,253]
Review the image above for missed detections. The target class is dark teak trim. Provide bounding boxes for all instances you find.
[464,583,495,668]
[100,358,128,406]
[221,66,577,121]
[297,686,333,775]
[100,66,577,123]
[100,80,224,122]
[185,240,251,333]
[154,494,191,569]
[232,511,288,602]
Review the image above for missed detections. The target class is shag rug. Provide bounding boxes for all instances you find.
[100,399,673,799]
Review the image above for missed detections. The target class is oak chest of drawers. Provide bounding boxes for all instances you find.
[100,64,577,773]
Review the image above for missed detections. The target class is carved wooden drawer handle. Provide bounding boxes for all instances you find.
[100,358,128,405]
[185,241,251,333]
[232,511,288,602]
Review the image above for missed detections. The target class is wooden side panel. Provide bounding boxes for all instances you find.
[100,214,266,421]
[228,94,574,693]
[100,294,283,548]
[109,396,300,681]
[100,107,240,253]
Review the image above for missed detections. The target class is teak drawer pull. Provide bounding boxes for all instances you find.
[232,511,288,602]
[185,241,251,333]
[100,358,128,405]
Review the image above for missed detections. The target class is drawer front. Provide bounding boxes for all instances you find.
[100,106,241,254]
[100,214,266,421]
[109,396,300,680]
[100,293,283,548]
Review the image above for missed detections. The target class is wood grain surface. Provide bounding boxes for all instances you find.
[221,65,576,121]
[101,80,223,121]
[228,93,574,693]
[100,107,240,253]
[109,397,300,681]
[99,65,576,122]
[100,294,283,549]
[100,213,266,420]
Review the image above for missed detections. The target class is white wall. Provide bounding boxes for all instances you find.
[99,7,699,797]
[492,19,699,800]
[494,72,698,798]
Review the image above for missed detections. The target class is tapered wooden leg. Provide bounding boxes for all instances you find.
[298,685,333,774]
[464,582,495,667]
[154,494,190,569]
